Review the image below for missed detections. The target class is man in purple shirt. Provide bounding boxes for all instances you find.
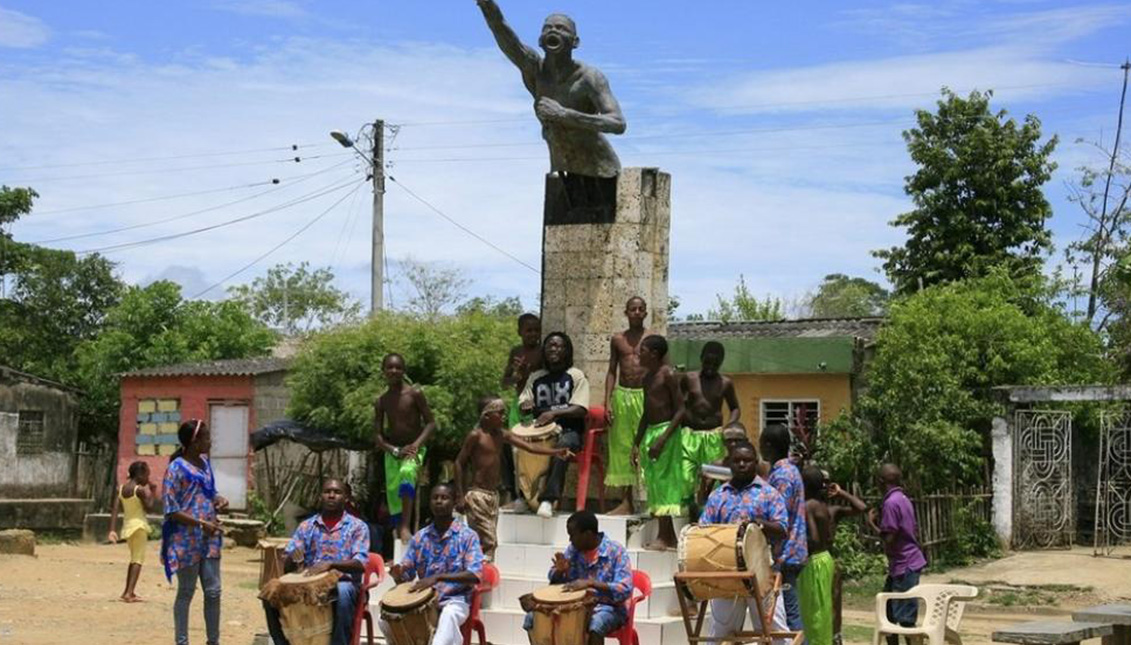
[868,464,927,645]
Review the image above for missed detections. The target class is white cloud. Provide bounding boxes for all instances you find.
[0,7,49,48]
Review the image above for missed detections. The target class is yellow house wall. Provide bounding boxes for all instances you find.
[731,373,853,442]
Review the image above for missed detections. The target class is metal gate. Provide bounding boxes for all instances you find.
[1095,411,1131,555]
[1013,410,1074,549]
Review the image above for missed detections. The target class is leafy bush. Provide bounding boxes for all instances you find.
[831,522,886,580]
[286,309,515,457]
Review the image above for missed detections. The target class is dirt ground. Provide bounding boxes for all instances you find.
[0,542,1128,645]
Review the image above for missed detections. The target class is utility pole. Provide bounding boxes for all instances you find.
[1087,58,1130,321]
[371,119,385,315]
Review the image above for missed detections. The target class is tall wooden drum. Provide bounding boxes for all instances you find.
[678,522,774,600]
[257,537,290,589]
[259,571,342,645]
[511,421,561,510]
[529,584,592,645]
[379,582,439,645]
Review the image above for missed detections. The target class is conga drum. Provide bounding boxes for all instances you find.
[258,570,342,645]
[511,421,561,509]
[379,582,439,645]
[529,584,592,645]
[678,522,774,600]
[257,537,290,589]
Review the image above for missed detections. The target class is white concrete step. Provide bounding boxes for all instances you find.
[494,509,691,548]
[491,540,679,579]
[479,606,691,645]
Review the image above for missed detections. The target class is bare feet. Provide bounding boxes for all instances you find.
[120,595,143,603]
[606,499,634,516]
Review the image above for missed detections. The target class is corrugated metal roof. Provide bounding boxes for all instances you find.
[668,317,883,341]
[0,365,82,393]
[121,356,291,378]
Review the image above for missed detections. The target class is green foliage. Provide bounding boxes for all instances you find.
[933,502,1001,568]
[831,522,886,580]
[875,89,1058,294]
[0,185,37,230]
[76,281,277,440]
[834,271,1112,490]
[228,262,361,334]
[807,273,889,318]
[246,491,287,536]
[707,275,784,322]
[286,309,515,456]
[456,295,524,318]
[397,257,470,320]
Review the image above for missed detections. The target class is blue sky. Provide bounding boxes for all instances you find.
[1,1,1128,318]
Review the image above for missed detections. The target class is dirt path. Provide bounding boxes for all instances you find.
[0,541,267,645]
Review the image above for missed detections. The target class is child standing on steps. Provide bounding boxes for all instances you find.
[108,460,156,602]
[632,334,686,551]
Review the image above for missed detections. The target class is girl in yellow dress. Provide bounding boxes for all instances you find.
[108,460,156,602]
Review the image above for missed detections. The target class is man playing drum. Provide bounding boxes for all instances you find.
[262,478,370,645]
[521,510,633,645]
[382,482,484,645]
[700,442,791,644]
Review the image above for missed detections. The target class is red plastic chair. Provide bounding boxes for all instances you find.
[607,569,651,645]
[461,562,500,645]
[350,553,386,645]
[574,405,608,512]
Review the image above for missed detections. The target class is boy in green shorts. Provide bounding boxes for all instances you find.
[603,297,650,515]
[680,341,741,519]
[374,353,436,542]
[632,334,685,550]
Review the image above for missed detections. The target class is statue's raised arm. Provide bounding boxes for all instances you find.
[475,0,626,178]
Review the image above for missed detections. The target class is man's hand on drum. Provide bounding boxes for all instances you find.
[535,411,556,427]
[553,447,574,460]
[410,576,439,592]
[551,552,570,576]
[304,562,333,576]
[562,579,598,594]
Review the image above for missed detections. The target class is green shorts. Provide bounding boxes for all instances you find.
[799,551,835,645]
[384,447,426,526]
[641,422,684,516]
[606,386,644,487]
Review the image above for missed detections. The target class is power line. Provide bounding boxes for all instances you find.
[75,175,364,255]
[0,142,336,172]
[192,182,365,299]
[30,160,355,243]
[12,152,353,184]
[387,175,539,274]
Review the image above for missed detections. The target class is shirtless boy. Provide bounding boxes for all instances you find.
[681,341,741,518]
[374,353,437,542]
[603,296,649,515]
[454,395,571,560]
[500,313,542,508]
[632,334,685,550]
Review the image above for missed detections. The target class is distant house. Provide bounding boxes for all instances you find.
[0,366,81,499]
[117,357,291,511]
[667,317,881,438]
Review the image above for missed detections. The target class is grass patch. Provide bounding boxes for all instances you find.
[962,580,1094,607]
[842,623,874,644]
[843,574,887,609]
[237,580,260,591]
[34,529,83,545]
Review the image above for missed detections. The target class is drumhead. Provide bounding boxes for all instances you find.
[277,571,333,585]
[739,522,774,593]
[381,582,436,612]
[532,584,587,604]
[510,421,560,440]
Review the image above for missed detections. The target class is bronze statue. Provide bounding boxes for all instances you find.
[477,0,626,179]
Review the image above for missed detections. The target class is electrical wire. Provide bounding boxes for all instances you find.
[192,182,366,298]
[12,152,353,184]
[31,159,356,243]
[75,175,364,255]
[387,175,539,274]
[0,142,336,172]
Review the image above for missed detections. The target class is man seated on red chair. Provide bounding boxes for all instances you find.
[383,482,484,645]
[521,510,633,645]
[263,478,370,645]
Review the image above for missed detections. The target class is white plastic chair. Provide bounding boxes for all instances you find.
[872,583,979,645]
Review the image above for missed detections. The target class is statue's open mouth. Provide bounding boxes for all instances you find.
[543,33,564,51]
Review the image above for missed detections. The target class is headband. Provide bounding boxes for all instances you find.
[190,419,202,443]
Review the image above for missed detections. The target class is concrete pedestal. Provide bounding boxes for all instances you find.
[540,168,672,402]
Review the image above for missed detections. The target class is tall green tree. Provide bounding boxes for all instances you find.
[76,281,277,440]
[875,89,1058,294]
[806,273,889,318]
[229,262,361,334]
[707,275,784,322]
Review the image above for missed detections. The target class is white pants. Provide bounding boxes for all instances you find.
[379,598,469,645]
[708,592,790,645]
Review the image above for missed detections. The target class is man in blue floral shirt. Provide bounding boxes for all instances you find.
[382,482,483,645]
[701,442,792,644]
[761,424,809,634]
[263,478,369,645]
[522,510,633,645]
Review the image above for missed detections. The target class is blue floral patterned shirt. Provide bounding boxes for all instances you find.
[547,534,634,621]
[161,457,222,577]
[700,477,790,569]
[398,519,484,603]
[286,512,370,581]
[768,458,809,568]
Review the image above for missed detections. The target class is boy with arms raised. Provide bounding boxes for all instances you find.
[454,395,572,560]
[602,296,650,515]
[631,334,685,550]
[374,353,437,542]
[681,341,741,517]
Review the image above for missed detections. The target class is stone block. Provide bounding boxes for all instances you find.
[138,400,156,414]
[139,423,158,435]
[0,529,35,555]
[158,422,179,434]
[137,444,157,456]
[157,399,179,412]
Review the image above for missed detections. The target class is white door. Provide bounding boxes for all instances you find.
[210,404,249,510]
